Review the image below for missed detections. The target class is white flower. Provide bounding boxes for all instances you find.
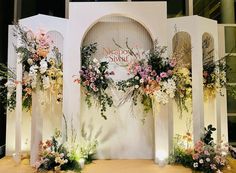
[42,76,50,89]
[135,85,139,89]
[27,58,34,65]
[126,82,130,86]
[193,162,198,168]
[31,76,37,88]
[55,157,61,163]
[140,79,144,83]
[5,80,16,98]
[60,153,64,158]
[39,59,48,74]
[154,90,169,104]
[135,76,139,80]
[206,158,211,162]
[5,80,16,90]
[29,65,38,76]
[93,58,98,63]
[199,159,204,164]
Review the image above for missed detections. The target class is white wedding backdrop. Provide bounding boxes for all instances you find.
[5,2,228,165]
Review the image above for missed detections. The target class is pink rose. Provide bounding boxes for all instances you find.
[160,72,168,78]
[170,59,177,67]
[192,153,199,160]
[167,70,173,76]
[204,150,210,156]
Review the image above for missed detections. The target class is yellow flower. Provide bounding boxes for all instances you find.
[56,77,63,85]
[178,67,190,76]
[49,58,56,66]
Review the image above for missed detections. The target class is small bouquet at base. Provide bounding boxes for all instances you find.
[34,130,81,172]
[169,125,230,173]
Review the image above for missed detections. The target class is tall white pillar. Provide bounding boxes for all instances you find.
[192,35,204,143]
[154,99,173,164]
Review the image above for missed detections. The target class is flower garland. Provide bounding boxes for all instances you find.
[117,41,192,115]
[74,43,114,120]
[1,24,63,111]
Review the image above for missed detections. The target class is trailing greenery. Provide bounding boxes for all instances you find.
[79,43,114,119]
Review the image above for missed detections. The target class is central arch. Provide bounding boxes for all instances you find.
[80,15,155,159]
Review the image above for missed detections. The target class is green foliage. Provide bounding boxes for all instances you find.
[80,43,114,119]
[169,146,193,167]
[202,124,216,146]
[141,94,152,113]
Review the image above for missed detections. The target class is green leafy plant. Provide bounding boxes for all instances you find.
[202,124,216,146]
[76,43,114,119]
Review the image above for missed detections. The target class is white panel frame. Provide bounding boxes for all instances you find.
[6,14,68,165]
[64,2,171,163]
[167,16,223,143]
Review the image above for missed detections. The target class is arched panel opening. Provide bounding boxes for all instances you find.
[202,32,214,66]
[172,32,192,67]
[80,15,154,159]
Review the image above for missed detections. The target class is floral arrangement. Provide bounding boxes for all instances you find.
[203,58,227,99]
[0,63,17,111]
[169,125,230,173]
[35,129,98,172]
[1,24,63,111]
[117,40,192,114]
[35,130,81,172]
[74,43,114,119]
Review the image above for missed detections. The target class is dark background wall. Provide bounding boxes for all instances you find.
[0,0,14,158]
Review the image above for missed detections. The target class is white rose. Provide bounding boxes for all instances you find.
[199,159,204,164]
[193,162,198,168]
[40,60,48,74]
[27,58,34,65]
[43,76,50,89]
[93,58,98,63]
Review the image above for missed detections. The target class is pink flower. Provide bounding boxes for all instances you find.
[210,164,217,170]
[160,72,168,78]
[151,70,157,76]
[203,71,208,78]
[214,155,221,163]
[84,80,90,86]
[147,65,152,71]
[156,76,161,82]
[192,153,199,160]
[204,150,210,156]
[170,59,177,67]
[167,70,173,76]
[34,161,41,169]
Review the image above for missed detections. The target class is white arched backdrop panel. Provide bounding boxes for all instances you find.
[6,15,68,166]
[81,16,154,159]
[64,2,170,161]
[167,16,227,143]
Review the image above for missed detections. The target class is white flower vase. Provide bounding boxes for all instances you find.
[79,158,85,169]
[30,86,43,166]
